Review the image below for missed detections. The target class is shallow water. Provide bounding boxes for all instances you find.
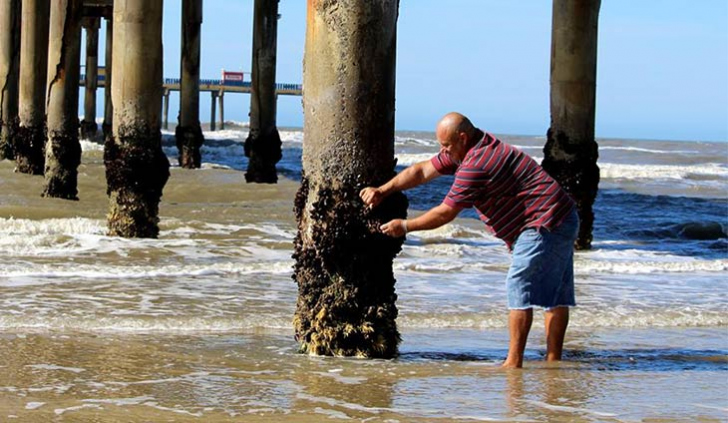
[0,329,726,421]
[0,126,726,421]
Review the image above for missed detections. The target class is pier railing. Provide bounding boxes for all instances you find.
[79,74,303,96]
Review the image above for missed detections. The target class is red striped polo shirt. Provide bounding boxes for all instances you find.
[431,132,576,249]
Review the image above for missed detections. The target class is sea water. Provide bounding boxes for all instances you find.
[0,124,726,421]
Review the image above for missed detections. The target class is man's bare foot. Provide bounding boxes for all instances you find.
[501,360,523,369]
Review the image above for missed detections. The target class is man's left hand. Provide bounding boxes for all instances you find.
[380,219,406,237]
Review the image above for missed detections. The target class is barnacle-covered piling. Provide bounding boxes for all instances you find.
[43,0,83,200]
[104,0,169,238]
[544,0,602,250]
[294,0,406,358]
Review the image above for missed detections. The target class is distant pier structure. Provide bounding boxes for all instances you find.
[0,0,599,248]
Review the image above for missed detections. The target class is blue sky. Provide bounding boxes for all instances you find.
[89,0,728,142]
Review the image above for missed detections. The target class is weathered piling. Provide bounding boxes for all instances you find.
[104,0,169,238]
[293,0,407,358]
[80,18,100,140]
[162,89,169,130]
[543,0,601,250]
[42,0,83,200]
[0,0,21,161]
[175,0,204,169]
[244,0,281,183]
[218,92,224,130]
[15,0,50,174]
[209,91,216,131]
[102,17,112,140]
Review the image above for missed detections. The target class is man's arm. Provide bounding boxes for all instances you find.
[360,159,441,208]
[380,202,462,237]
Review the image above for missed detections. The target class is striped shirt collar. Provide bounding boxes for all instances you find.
[462,131,489,162]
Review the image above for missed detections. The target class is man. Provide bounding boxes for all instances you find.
[360,112,579,368]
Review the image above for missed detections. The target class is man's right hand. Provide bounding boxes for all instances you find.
[359,187,384,209]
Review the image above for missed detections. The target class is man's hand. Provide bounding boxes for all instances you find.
[380,219,406,237]
[359,187,385,209]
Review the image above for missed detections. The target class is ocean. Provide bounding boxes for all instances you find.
[0,123,726,421]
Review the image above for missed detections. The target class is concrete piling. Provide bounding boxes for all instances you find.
[293,0,407,358]
[218,92,224,130]
[244,0,281,183]
[209,91,216,132]
[104,0,170,238]
[42,0,83,200]
[175,0,204,169]
[543,0,601,250]
[102,17,112,140]
[80,17,100,140]
[0,0,21,161]
[163,89,170,130]
[15,0,50,175]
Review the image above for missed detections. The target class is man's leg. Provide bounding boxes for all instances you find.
[544,306,569,361]
[503,308,533,368]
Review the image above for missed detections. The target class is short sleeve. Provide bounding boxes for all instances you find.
[430,151,458,175]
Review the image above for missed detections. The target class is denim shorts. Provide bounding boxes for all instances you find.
[505,209,579,309]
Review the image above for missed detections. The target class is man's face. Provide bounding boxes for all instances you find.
[438,131,468,163]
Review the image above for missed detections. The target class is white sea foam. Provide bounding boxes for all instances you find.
[395,135,436,147]
[313,371,367,385]
[27,364,86,373]
[80,140,104,152]
[600,162,728,180]
[0,217,107,256]
[408,222,489,241]
[398,309,727,329]
[0,218,294,259]
[280,130,304,144]
[511,144,543,151]
[0,315,292,333]
[0,228,204,258]
[0,260,294,282]
[599,145,699,154]
[577,259,728,274]
[83,396,155,406]
[223,120,250,127]
[202,129,247,141]
[0,302,723,333]
[576,248,728,274]
[397,240,728,275]
[395,153,436,166]
[0,217,104,236]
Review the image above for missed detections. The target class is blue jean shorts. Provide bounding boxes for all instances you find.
[506,209,579,310]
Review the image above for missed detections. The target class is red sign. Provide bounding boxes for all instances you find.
[222,71,245,82]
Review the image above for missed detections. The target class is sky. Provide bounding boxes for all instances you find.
[88,0,728,142]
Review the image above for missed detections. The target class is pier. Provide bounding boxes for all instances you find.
[79,72,302,132]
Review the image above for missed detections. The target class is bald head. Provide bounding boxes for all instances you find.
[435,112,480,163]
[436,112,476,144]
